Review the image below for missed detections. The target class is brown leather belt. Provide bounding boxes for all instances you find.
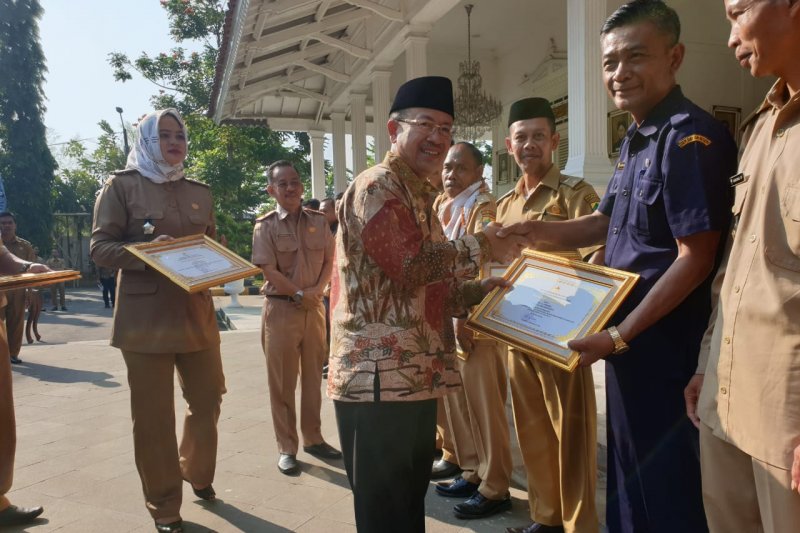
[266,294,293,301]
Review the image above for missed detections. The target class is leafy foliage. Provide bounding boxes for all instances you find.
[0,0,57,249]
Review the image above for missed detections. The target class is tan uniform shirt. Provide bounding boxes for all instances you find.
[46,257,66,270]
[698,79,800,469]
[496,165,602,259]
[90,170,219,353]
[251,205,334,294]
[3,237,36,263]
[0,243,8,308]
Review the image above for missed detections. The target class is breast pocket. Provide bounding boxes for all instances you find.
[765,184,800,271]
[304,230,327,266]
[131,209,164,240]
[275,234,298,272]
[187,213,210,234]
[629,173,664,237]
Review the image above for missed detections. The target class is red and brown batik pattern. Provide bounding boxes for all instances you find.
[328,153,490,402]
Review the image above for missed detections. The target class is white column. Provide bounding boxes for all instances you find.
[563,0,614,191]
[350,91,368,176]
[330,110,348,193]
[309,129,326,200]
[371,67,392,161]
[403,28,429,79]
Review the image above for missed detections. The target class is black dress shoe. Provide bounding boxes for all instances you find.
[9,356,22,364]
[454,492,511,519]
[192,484,216,501]
[154,519,183,532]
[303,441,342,459]
[506,522,565,533]
[430,459,461,480]
[434,476,480,498]
[278,453,300,475]
[0,505,44,526]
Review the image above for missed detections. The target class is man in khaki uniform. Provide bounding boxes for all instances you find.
[0,212,37,364]
[499,99,602,533]
[252,160,340,476]
[432,142,513,519]
[684,2,800,530]
[0,244,47,526]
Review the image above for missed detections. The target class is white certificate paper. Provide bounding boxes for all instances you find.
[155,246,233,278]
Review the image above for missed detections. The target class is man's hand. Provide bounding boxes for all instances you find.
[455,318,474,354]
[153,234,175,243]
[568,330,615,367]
[483,224,526,263]
[684,374,704,429]
[496,220,539,246]
[479,275,512,296]
[300,288,322,310]
[27,263,50,274]
[792,444,800,493]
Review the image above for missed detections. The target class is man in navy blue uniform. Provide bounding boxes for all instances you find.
[499,1,736,531]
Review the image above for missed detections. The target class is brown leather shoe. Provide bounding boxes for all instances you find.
[0,505,44,526]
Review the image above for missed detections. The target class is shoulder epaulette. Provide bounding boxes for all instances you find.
[496,188,516,206]
[111,168,138,176]
[184,178,210,188]
[255,211,277,222]
[475,191,495,205]
[559,175,585,189]
[17,237,33,247]
[670,112,692,128]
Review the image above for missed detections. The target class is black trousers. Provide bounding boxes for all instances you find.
[100,277,116,307]
[334,399,437,533]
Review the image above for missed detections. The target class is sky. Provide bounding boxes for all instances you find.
[39,1,193,147]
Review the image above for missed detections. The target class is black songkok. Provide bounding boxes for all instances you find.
[390,76,454,117]
[507,97,555,127]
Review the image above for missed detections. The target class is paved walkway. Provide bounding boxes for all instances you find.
[6,289,606,532]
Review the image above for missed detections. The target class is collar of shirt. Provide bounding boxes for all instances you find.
[275,203,303,221]
[383,151,437,200]
[630,84,686,139]
[514,163,561,201]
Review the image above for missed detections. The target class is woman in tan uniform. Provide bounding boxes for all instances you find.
[90,109,225,533]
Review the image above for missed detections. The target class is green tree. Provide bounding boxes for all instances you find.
[107,0,309,258]
[0,0,56,249]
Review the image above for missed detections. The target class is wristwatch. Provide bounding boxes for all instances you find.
[291,290,304,304]
[20,262,32,273]
[607,325,630,355]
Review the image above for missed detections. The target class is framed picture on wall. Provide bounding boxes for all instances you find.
[608,109,632,158]
[712,105,741,144]
[497,150,511,185]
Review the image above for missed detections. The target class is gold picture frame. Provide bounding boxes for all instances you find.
[0,270,81,290]
[608,109,632,158]
[466,250,639,371]
[125,234,261,293]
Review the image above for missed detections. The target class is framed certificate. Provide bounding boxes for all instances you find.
[0,270,81,290]
[466,250,639,371]
[125,234,261,293]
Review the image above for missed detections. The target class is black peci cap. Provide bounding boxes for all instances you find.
[390,76,454,117]
[507,97,555,127]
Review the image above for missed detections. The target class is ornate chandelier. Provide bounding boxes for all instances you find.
[453,4,502,142]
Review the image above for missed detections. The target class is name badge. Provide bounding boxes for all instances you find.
[729,173,747,187]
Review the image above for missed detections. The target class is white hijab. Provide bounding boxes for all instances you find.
[126,108,187,184]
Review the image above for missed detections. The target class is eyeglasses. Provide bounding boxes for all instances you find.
[396,118,455,138]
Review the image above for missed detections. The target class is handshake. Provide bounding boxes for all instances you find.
[481,221,539,264]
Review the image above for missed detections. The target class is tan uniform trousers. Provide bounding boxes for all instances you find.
[0,314,15,510]
[700,423,800,533]
[509,349,598,533]
[262,297,326,455]
[122,347,225,520]
[443,339,511,499]
[436,397,457,464]
[3,289,25,358]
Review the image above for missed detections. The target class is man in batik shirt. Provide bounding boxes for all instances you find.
[328,76,523,533]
